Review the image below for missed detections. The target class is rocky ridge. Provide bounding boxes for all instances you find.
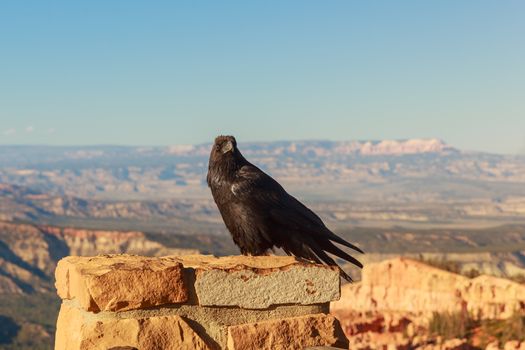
[331,258,525,350]
[0,221,197,294]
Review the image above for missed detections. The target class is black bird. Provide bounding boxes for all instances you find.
[207,135,363,281]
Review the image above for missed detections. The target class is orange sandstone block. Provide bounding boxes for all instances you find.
[181,255,341,309]
[55,303,210,350]
[226,313,348,350]
[55,255,188,312]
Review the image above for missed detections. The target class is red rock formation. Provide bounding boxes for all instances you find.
[332,258,525,319]
[331,258,525,350]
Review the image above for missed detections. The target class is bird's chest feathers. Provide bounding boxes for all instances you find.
[209,174,238,204]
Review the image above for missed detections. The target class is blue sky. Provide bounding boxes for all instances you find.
[0,1,524,154]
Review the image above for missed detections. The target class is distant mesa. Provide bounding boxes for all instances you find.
[166,144,196,155]
[353,138,454,155]
[168,138,457,157]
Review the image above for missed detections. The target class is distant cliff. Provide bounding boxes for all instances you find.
[331,258,525,349]
[0,221,197,294]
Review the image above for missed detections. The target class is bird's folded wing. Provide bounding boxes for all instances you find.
[234,165,337,235]
[235,165,364,254]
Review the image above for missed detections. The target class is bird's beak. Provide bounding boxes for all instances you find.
[221,140,234,154]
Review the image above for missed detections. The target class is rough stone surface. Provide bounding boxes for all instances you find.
[54,254,346,349]
[55,302,210,350]
[57,298,328,349]
[304,347,348,350]
[55,255,188,312]
[182,255,340,308]
[226,313,348,350]
[55,302,84,350]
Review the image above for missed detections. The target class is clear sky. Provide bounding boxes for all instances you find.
[0,1,524,154]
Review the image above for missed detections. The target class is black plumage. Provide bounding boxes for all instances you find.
[206,135,363,281]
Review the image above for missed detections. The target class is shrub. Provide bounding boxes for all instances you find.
[478,313,525,346]
[417,257,461,275]
[428,311,475,340]
[464,268,481,279]
[417,257,483,279]
[509,274,525,284]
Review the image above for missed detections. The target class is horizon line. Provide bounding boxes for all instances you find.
[0,138,517,156]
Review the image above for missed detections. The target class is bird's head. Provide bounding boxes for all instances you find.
[207,136,244,183]
[209,135,239,162]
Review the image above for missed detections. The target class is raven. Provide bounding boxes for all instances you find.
[207,135,363,281]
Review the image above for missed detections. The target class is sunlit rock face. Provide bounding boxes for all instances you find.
[331,258,525,350]
[332,257,525,319]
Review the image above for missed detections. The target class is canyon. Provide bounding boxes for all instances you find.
[0,221,197,294]
[1,139,525,349]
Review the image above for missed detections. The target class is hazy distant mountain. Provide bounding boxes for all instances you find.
[164,138,458,156]
[2,138,457,164]
[0,139,524,203]
[1,139,525,230]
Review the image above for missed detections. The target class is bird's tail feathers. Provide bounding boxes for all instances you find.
[337,267,353,282]
[307,241,354,282]
[320,240,363,269]
[283,236,356,282]
[325,230,364,254]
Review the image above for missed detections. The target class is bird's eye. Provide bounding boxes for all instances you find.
[215,144,220,151]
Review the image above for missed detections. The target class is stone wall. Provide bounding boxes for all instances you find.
[54,254,348,350]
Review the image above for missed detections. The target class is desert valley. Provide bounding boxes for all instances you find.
[0,139,524,349]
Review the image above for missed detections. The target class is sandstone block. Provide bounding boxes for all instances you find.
[55,299,327,349]
[304,347,347,350]
[55,303,209,350]
[182,255,340,309]
[226,313,348,350]
[55,255,188,312]
[55,254,340,311]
